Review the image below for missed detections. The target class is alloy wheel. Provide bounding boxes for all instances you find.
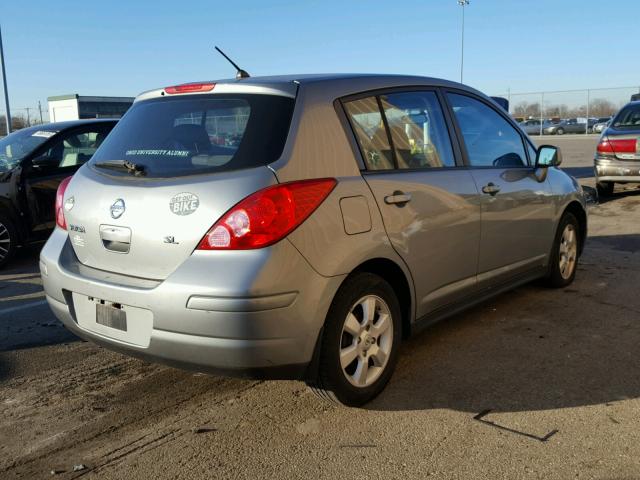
[0,221,10,263]
[559,224,577,280]
[339,295,393,388]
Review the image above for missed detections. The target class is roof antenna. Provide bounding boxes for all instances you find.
[214,46,250,80]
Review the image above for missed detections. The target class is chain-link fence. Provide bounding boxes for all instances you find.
[493,86,640,134]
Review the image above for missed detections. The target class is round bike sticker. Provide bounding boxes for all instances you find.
[169,192,200,216]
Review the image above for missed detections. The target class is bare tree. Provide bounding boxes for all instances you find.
[0,114,28,136]
[589,98,617,117]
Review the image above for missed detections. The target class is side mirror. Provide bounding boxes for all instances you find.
[535,145,562,168]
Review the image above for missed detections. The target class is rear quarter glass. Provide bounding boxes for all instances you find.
[89,94,295,178]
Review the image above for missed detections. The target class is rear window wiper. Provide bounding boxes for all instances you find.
[93,159,146,176]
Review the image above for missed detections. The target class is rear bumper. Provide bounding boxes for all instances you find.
[40,229,344,379]
[595,158,640,183]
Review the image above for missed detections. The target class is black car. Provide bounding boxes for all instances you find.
[0,119,117,267]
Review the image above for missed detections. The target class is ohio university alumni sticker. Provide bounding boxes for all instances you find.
[170,192,200,216]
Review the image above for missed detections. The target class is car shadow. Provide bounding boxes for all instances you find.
[1,242,79,353]
[561,166,594,179]
[597,186,640,204]
[3,242,44,274]
[0,355,11,383]
[367,238,640,413]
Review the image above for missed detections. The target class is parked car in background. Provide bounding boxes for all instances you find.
[520,119,555,136]
[593,118,611,134]
[0,119,117,267]
[40,74,588,406]
[544,118,586,135]
[594,100,640,197]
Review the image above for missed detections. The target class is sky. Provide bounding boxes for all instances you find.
[2,0,639,118]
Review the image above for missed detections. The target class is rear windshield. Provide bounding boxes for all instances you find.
[612,104,640,129]
[90,94,295,177]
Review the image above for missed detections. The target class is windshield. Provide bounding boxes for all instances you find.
[612,104,640,129]
[0,126,57,172]
[90,94,295,178]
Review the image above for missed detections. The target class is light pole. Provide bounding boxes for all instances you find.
[458,0,469,84]
[0,25,11,134]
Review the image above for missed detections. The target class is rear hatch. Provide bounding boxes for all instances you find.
[63,88,295,280]
[600,103,640,161]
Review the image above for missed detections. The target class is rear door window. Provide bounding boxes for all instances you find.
[344,97,394,171]
[90,94,295,178]
[35,125,112,170]
[379,91,455,169]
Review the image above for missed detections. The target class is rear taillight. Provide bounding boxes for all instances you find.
[164,82,215,94]
[598,136,638,155]
[609,138,638,154]
[197,178,337,250]
[596,138,614,155]
[55,176,73,230]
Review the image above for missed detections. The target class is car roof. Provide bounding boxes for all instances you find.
[136,73,482,103]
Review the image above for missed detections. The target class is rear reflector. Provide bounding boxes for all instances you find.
[197,178,337,250]
[164,83,215,94]
[55,176,73,230]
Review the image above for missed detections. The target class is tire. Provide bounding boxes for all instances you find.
[307,272,402,407]
[543,212,580,288]
[556,128,565,135]
[0,212,18,269]
[596,182,614,198]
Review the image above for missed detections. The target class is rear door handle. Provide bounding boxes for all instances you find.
[384,191,412,206]
[481,182,501,196]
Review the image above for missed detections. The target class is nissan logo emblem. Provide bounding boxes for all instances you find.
[110,199,126,219]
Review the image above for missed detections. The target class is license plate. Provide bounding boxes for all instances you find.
[96,303,127,331]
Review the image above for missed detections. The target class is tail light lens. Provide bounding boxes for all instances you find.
[596,137,614,155]
[55,176,73,230]
[598,137,637,156]
[609,138,638,154]
[165,82,215,94]
[197,178,337,250]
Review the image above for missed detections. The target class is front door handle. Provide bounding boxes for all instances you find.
[384,191,412,206]
[481,182,501,196]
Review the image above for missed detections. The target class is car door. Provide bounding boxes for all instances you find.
[342,90,481,318]
[23,123,112,236]
[445,91,554,288]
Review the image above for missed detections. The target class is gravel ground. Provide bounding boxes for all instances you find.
[2,135,640,480]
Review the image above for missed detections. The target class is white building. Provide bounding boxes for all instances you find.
[48,94,134,122]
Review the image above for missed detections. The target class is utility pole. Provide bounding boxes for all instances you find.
[25,107,31,127]
[0,25,11,134]
[38,101,43,124]
[458,0,470,83]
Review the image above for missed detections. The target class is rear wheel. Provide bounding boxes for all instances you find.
[596,181,614,198]
[556,128,565,135]
[307,273,402,406]
[544,212,580,288]
[0,212,18,269]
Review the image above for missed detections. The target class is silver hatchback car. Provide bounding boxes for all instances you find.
[41,74,587,406]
